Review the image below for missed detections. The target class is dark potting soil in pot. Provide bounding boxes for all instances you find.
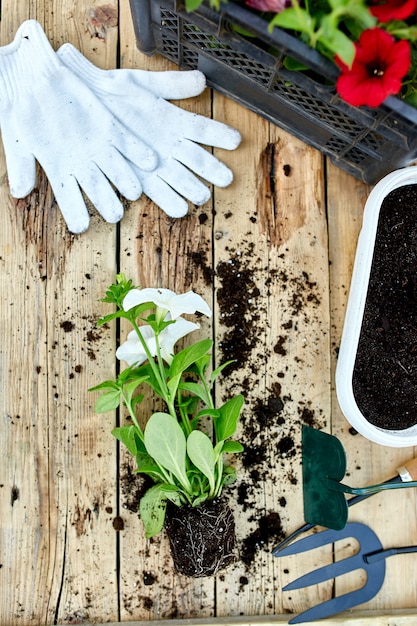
[352,183,417,430]
[164,498,236,577]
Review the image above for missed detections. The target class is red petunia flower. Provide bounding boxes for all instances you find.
[370,0,417,22]
[336,28,411,107]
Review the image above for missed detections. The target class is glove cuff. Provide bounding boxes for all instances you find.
[0,20,62,100]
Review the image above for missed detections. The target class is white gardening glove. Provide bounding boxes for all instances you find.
[57,43,242,218]
[0,20,158,233]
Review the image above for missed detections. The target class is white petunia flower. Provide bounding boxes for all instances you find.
[116,316,200,366]
[122,287,211,319]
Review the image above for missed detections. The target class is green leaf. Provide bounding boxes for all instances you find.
[215,395,244,441]
[187,430,216,493]
[318,17,355,65]
[135,451,166,479]
[94,389,121,413]
[185,0,204,11]
[192,492,209,507]
[132,394,145,409]
[112,425,140,455]
[222,465,237,487]
[145,318,175,334]
[160,484,183,506]
[177,394,199,418]
[178,381,210,405]
[231,24,257,38]
[222,440,244,454]
[188,471,207,495]
[343,2,376,29]
[134,431,147,454]
[122,377,148,407]
[195,408,220,420]
[167,373,182,402]
[97,309,130,326]
[88,380,119,392]
[169,339,213,379]
[101,273,137,306]
[269,7,314,36]
[135,362,165,397]
[210,360,235,385]
[404,90,417,108]
[144,412,192,492]
[283,56,309,71]
[98,302,156,327]
[213,440,224,461]
[388,24,417,40]
[190,353,211,377]
[139,484,168,538]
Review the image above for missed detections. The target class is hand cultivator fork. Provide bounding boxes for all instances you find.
[276,522,417,624]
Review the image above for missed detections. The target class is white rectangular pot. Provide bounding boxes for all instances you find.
[336,166,417,447]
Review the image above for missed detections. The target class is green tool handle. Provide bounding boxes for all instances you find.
[325,477,417,496]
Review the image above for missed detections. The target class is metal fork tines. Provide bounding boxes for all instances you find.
[276,522,396,624]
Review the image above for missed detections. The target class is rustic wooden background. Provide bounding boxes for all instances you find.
[1,0,417,624]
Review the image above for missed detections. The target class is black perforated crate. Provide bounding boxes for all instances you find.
[129,0,417,184]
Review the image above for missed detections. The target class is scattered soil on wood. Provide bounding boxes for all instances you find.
[353,184,417,430]
[118,225,327,602]
[213,239,325,570]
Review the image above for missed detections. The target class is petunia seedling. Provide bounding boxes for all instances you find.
[89,274,244,539]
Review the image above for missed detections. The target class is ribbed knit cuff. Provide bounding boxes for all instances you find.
[0,20,61,101]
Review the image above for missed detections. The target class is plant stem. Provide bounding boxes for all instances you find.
[201,373,215,410]
[214,454,223,498]
[177,389,193,436]
[153,333,177,419]
[130,318,171,401]
[122,393,144,441]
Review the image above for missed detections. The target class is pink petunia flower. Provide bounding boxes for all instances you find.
[370,0,417,22]
[245,0,291,13]
[336,28,411,107]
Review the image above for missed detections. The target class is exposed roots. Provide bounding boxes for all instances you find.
[165,499,236,577]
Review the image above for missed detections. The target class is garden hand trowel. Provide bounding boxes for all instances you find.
[273,441,417,554]
[273,426,417,554]
[302,425,417,530]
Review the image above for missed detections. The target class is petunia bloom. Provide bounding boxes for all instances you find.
[116,316,200,366]
[370,0,417,22]
[122,287,212,320]
[245,0,291,12]
[336,28,411,107]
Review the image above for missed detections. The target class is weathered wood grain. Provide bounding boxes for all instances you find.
[0,0,416,623]
[209,101,332,618]
[0,3,119,623]
[59,612,417,626]
[116,4,217,620]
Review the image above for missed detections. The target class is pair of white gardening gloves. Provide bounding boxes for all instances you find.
[0,20,241,233]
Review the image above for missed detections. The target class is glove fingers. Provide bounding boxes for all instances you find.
[76,164,125,225]
[140,174,189,218]
[172,139,233,188]
[58,44,206,100]
[127,69,206,100]
[51,175,91,234]
[183,113,242,150]
[158,159,211,206]
[6,151,37,198]
[96,148,142,201]
[112,131,157,173]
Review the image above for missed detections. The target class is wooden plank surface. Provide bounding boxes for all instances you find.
[0,0,416,624]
